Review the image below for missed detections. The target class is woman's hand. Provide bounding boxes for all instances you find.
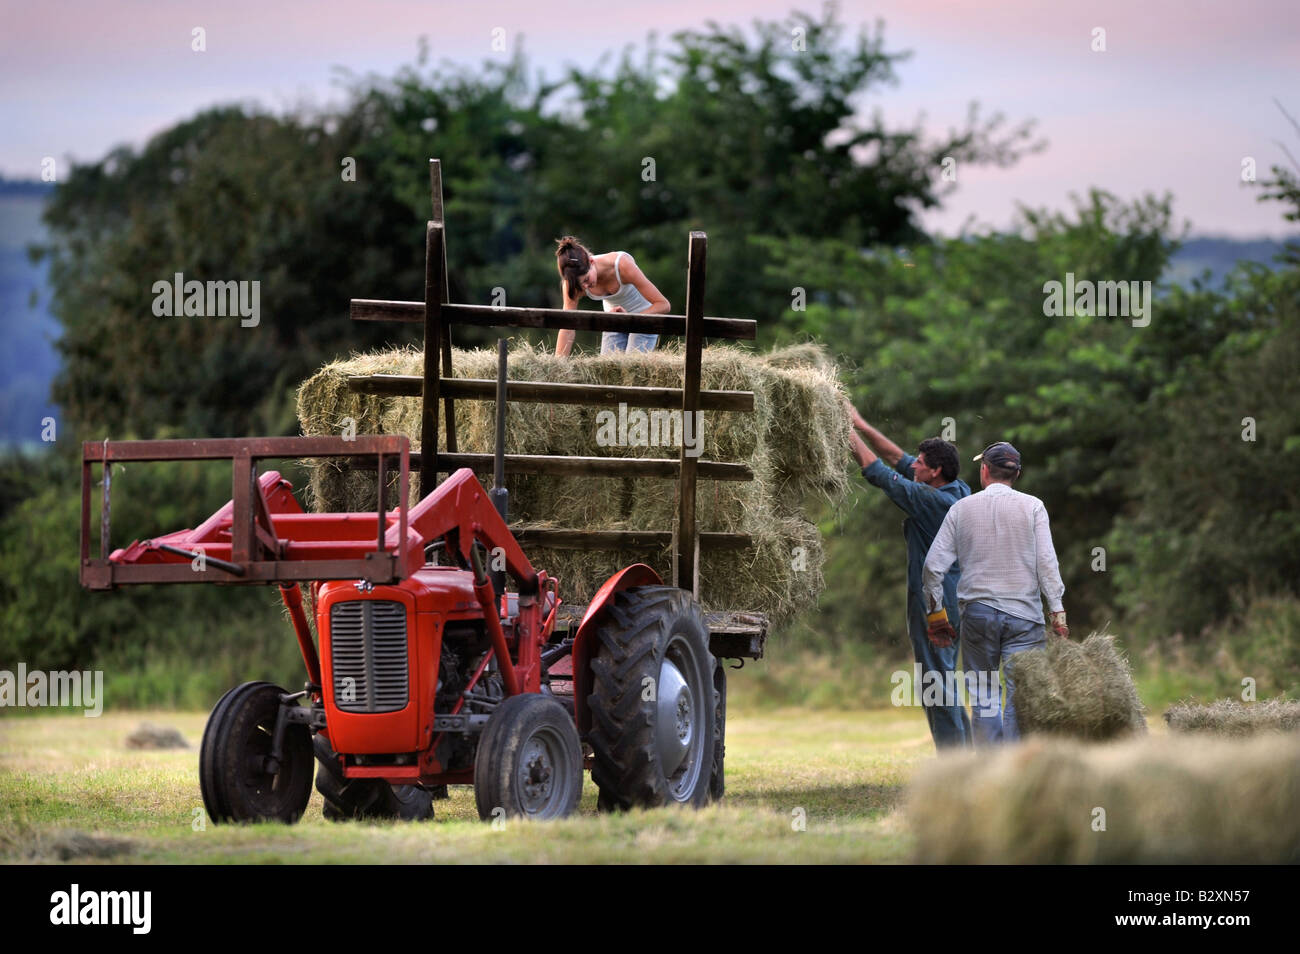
[609,305,627,313]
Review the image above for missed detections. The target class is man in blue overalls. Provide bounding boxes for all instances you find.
[847,405,972,748]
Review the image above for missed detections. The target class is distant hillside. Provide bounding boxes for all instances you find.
[0,179,56,199]
[1165,235,1297,288]
[0,179,59,446]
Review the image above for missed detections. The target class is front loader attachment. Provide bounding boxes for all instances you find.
[80,435,413,589]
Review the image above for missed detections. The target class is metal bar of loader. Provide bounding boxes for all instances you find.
[489,338,509,600]
[377,450,387,554]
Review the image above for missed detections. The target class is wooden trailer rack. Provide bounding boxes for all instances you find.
[345,159,767,660]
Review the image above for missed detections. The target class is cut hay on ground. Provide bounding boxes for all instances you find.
[1164,697,1300,736]
[125,722,188,750]
[1010,634,1147,740]
[907,733,1300,863]
[296,341,852,625]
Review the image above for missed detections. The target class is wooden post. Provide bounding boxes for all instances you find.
[429,159,457,453]
[230,451,253,565]
[420,222,444,496]
[675,231,706,596]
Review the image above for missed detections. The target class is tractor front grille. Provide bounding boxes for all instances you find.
[329,600,409,713]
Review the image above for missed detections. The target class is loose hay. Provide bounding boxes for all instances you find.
[1010,634,1147,740]
[125,722,188,750]
[907,733,1300,863]
[45,830,136,862]
[1164,697,1300,736]
[296,341,851,625]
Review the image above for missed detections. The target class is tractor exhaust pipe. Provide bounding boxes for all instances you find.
[489,338,509,601]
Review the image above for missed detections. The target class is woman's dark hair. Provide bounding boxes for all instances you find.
[556,236,592,300]
[917,437,960,483]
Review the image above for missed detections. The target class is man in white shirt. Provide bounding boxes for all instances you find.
[921,442,1069,743]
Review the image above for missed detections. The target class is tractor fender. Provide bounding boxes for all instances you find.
[571,563,662,735]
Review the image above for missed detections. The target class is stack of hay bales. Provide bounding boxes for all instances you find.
[1010,634,1147,739]
[296,341,852,625]
[907,733,1300,863]
[1165,697,1300,736]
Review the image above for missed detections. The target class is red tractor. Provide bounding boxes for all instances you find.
[82,173,765,822]
[82,434,726,822]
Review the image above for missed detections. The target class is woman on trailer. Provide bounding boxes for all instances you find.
[554,236,670,356]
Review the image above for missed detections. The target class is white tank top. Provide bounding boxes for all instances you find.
[585,251,653,313]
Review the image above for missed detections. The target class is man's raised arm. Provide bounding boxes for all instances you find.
[845,402,906,468]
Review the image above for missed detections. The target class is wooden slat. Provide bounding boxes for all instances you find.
[351,299,756,340]
[510,529,751,550]
[413,451,751,481]
[347,375,755,411]
[676,231,706,595]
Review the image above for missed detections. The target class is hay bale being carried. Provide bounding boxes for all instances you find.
[1010,634,1146,740]
[295,341,851,625]
[1164,697,1300,736]
[907,733,1300,863]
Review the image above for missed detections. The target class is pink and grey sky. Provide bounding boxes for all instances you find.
[4,0,1297,236]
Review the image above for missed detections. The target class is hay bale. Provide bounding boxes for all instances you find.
[295,341,851,625]
[1010,634,1146,740]
[125,722,188,749]
[761,341,843,373]
[1164,697,1300,736]
[907,733,1300,863]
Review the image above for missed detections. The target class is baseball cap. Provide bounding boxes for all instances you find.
[973,441,1022,471]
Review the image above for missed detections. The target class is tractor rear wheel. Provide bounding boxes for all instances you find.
[474,694,583,821]
[200,681,313,824]
[588,585,717,810]
[312,735,434,822]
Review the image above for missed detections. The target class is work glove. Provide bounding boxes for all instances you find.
[1049,610,1069,639]
[926,608,956,648]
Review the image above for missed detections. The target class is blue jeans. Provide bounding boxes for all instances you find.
[959,601,1046,745]
[601,332,659,354]
[907,595,972,749]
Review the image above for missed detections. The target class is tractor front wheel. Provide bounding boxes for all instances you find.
[200,681,314,824]
[474,694,583,821]
[588,585,717,810]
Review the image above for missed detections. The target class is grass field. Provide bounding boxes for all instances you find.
[0,703,933,864]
